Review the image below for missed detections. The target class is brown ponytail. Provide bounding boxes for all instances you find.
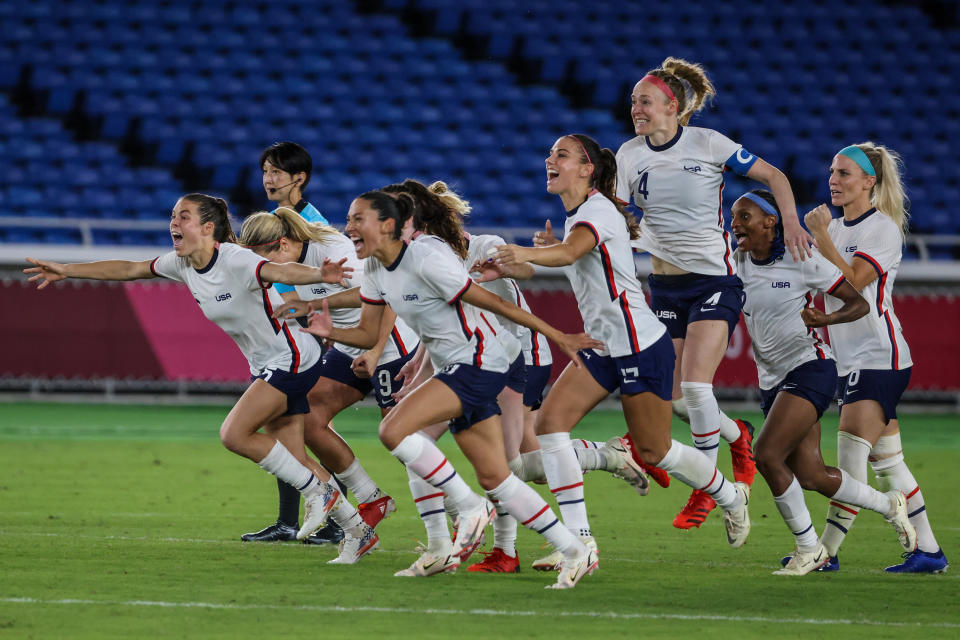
[645,57,716,126]
[382,179,469,258]
[568,134,641,240]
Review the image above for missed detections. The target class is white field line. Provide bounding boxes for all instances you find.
[1,597,958,628]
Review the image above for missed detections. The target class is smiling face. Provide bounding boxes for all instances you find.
[169,198,214,257]
[828,153,876,210]
[731,197,777,255]
[545,137,593,195]
[345,197,394,260]
[630,79,677,137]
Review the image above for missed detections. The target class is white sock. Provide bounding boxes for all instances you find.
[538,432,590,537]
[328,496,364,533]
[573,446,607,471]
[820,431,870,557]
[871,434,940,553]
[682,381,723,465]
[390,433,481,514]
[718,412,741,444]
[657,439,740,510]
[406,466,450,553]
[256,441,317,493]
[487,474,578,555]
[490,501,517,557]
[334,458,379,505]
[508,451,545,483]
[831,469,890,515]
[774,476,819,552]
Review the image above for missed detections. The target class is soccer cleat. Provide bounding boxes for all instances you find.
[673,489,716,529]
[328,524,379,565]
[531,545,563,572]
[723,482,751,548]
[467,547,520,573]
[547,539,599,590]
[296,483,341,541]
[303,521,344,545]
[780,552,839,572]
[451,500,496,562]
[603,436,650,496]
[883,490,918,552]
[358,494,396,529]
[240,520,298,542]
[774,543,830,575]
[729,419,757,486]
[394,551,461,577]
[622,433,670,488]
[884,548,949,574]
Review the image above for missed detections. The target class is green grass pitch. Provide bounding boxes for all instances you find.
[0,402,957,638]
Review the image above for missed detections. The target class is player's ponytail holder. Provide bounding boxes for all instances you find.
[641,74,677,103]
[838,145,876,177]
[740,192,780,221]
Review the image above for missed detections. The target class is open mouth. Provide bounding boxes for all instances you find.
[171,231,183,248]
[546,169,560,184]
[350,235,365,253]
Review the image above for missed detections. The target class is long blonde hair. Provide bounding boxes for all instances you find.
[644,57,716,126]
[845,141,910,238]
[239,207,340,250]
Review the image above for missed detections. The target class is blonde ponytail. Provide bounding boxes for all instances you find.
[851,142,910,238]
[647,57,716,126]
[239,208,340,249]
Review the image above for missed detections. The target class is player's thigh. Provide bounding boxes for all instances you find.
[754,392,820,465]
[221,379,287,443]
[838,399,888,445]
[678,319,730,383]
[671,337,685,400]
[535,361,609,434]
[452,415,511,489]
[379,378,463,446]
[498,386,525,460]
[620,391,673,461]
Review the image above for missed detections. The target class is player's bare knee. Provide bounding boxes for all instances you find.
[218,424,244,454]
[378,416,401,450]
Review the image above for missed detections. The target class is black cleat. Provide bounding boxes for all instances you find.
[241,520,299,542]
[304,521,344,545]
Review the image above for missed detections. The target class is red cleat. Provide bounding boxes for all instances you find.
[467,547,520,573]
[673,489,717,529]
[358,495,396,529]
[729,420,757,486]
[622,433,671,488]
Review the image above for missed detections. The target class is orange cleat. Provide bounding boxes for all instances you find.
[357,494,396,529]
[673,489,717,529]
[729,420,757,486]
[467,547,520,573]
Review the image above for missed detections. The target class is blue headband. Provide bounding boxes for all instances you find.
[838,145,876,177]
[739,192,779,221]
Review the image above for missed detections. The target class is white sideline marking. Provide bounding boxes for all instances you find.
[2,597,958,628]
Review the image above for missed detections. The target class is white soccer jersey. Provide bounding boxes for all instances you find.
[616,126,757,276]
[290,234,418,361]
[564,191,666,357]
[150,243,321,376]
[358,235,511,373]
[824,209,913,375]
[466,234,552,366]
[736,248,845,390]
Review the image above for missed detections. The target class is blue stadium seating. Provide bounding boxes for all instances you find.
[0,0,957,249]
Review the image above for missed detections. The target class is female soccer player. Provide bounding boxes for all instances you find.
[803,143,948,573]
[239,208,421,551]
[731,189,916,575]
[494,134,751,565]
[24,194,378,564]
[290,189,605,589]
[615,57,812,529]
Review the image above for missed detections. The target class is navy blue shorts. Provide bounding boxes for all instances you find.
[648,273,744,340]
[505,354,526,394]
[433,363,507,434]
[320,347,416,409]
[837,367,912,424]
[524,364,552,409]
[579,331,674,400]
[760,358,838,419]
[252,357,324,416]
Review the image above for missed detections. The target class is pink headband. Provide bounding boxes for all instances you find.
[641,74,677,103]
[568,135,593,165]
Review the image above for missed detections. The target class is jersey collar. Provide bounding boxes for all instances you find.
[842,207,877,226]
[565,188,599,218]
[195,246,219,273]
[297,240,309,264]
[645,125,683,152]
[293,198,308,214]
[385,241,407,271]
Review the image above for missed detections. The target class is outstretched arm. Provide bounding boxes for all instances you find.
[460,281,603,367]
[747,158,814,261]
[301,299,385,350]
[24,258,155,289]
[493,225,595,268]
[259,257,352,287]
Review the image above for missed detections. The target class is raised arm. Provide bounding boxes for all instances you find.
[259,257,352,288]
[272,286,362,319]
[24,258,155,289]
[803,205,879,291]
[801,280,869,328]
[460,281,603,367]
[747,158,814,261]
